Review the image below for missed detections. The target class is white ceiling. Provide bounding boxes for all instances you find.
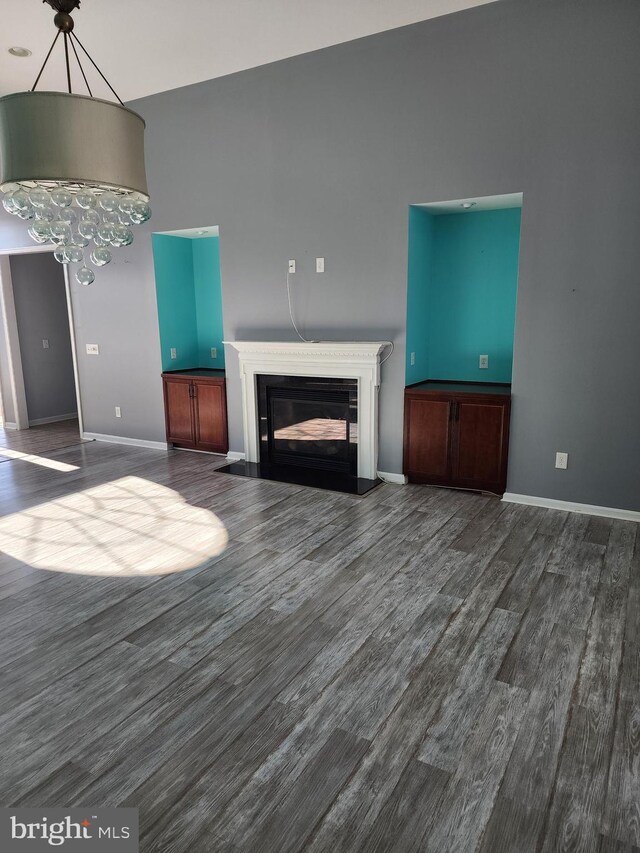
[157,226,220,240]
[417,192,523,215]
[1,0,500,102]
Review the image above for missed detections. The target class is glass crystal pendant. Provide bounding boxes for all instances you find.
[3,181,151,283]
[76,265,96,286]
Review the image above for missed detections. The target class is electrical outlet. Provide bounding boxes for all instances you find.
[555,452,568,469]
[86,344,99,355]
[479,354,489,369]
[170,347,177,360]
[210,347,217,359]
[288,259,296,274]
[42,339,49,349]
[115,406,121,418]
[410,352,416,366]
[316,257,325,273]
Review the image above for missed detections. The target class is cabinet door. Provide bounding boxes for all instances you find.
[163,379,195,445]
[404,396,453,483]
[193,380,228,453]
[452,400,509,492]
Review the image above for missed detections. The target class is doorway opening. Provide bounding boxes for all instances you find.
[0,246,84,458]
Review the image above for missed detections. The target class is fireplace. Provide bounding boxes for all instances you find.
[257,375,357,475]
[220,341,388,494]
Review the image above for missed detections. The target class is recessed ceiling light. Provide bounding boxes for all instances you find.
[8,47,32,58]
[461,202,476,209]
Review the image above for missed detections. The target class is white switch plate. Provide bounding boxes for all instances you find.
[86,344,99,355]
[479,354,489,369]
[288,259,296,274]
[555,452,568,469]
[410,352,416,366]
[316,257,325,273]
[210,347,217,359]
[115,406,121,418]
[170,347,177,359]
[42,339,49,349]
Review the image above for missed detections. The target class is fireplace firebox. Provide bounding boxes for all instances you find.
[257,374,357,475]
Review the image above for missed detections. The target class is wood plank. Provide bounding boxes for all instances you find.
[418,607,521,771]
[602,578,640,847]
[358,759,450,853]
[211,728,370,853]
[424,680,528,852]
[137,700,302,851]
[487,619,587,851]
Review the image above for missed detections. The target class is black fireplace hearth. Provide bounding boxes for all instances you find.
[217,373,380,495]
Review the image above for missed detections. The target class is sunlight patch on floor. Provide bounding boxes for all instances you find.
[0,476,228,576]
[0,448,80,471]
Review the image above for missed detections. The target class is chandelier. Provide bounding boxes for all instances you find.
[0,0,151,285]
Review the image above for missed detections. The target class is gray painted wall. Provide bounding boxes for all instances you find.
[10,253,77,423]
[0,0,638,509]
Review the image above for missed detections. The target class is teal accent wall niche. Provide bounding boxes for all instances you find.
[406,206,521,385]
[152,233,225,372]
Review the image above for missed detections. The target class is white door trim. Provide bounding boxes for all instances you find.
[0,245,84,433]
[0,255,29,429]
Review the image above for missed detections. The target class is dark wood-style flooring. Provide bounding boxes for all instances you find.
[0,418,81,460]
[0,434,637,852]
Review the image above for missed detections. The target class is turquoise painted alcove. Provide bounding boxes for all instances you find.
[152,232,225,372]
[406,205,521,385]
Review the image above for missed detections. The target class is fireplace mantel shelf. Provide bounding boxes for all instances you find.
[223,341,388,359]
[224,340,389,480]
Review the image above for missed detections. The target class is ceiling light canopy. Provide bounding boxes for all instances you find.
[0,0,151,285]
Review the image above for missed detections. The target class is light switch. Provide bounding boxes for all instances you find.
[410,352,416,366]
[170,347,177,360]
[115,406,121,418]
[316,257,325,273]
[479,354,489,369]
[288,259,296,274]
[210,347,217,359]
[42,339,49,349]
[86,344,99,355]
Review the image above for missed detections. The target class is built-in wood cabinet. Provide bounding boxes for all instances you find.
[404,382,511,494]
[162,370,228,454]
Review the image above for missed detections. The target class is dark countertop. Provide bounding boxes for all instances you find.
[162,368,226,378]
[406,380,511,395]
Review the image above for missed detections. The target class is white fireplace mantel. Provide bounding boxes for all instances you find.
[223,341,388,480]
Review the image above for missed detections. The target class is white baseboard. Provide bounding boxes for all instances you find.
[226,451,246,462]
[502,492,640,523]
[377,471,407,485]
[81,431,168,451]
[29,412,77,426]
[2,421,18,430]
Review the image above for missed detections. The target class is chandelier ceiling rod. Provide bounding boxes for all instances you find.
[63,32,72,93]
[30,30,62,92]
[70,32,124,105]
[31,0,124,105]
[68,30,92,96]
